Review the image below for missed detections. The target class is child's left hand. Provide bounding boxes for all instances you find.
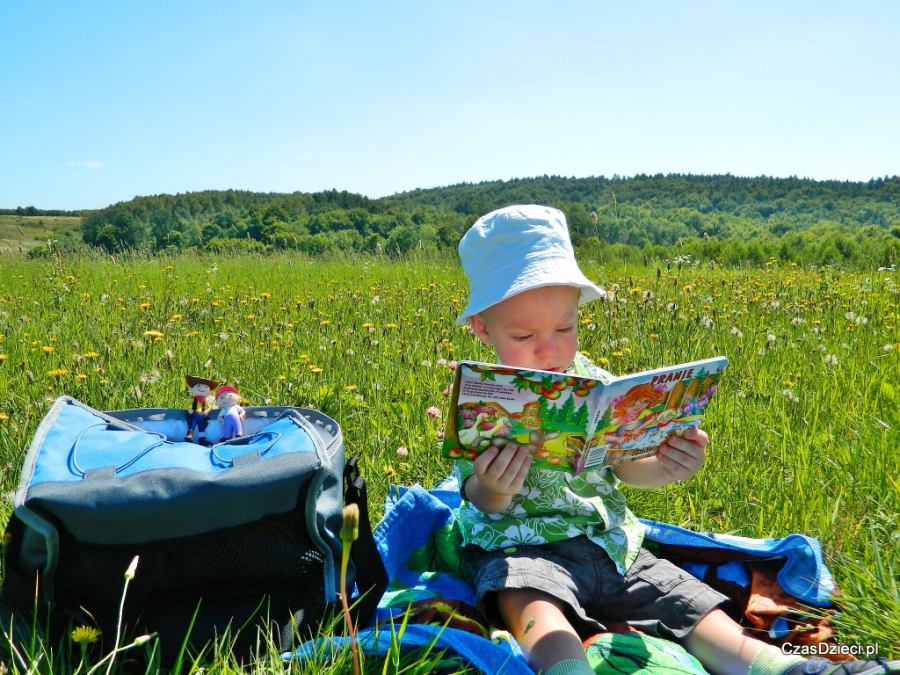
[656,426,708,481]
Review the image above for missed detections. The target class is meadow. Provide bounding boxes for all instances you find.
[0,250,898,671]
[0,215,82,254]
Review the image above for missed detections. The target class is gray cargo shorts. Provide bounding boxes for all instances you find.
[462,536,729,640]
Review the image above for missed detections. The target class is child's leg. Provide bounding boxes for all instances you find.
[681,608,770,675]
[497,588,592,674]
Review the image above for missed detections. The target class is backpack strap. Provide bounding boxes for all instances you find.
[342,456,388,628]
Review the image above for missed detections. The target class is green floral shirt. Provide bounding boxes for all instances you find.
[455,353,645,575]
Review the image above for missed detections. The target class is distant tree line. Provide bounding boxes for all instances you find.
[1,206,91,217]
[72,175,900,268]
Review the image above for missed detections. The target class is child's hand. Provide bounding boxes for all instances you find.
[656,427,708,481]
[464,443,533,514]
[614,426,708,488]
[473,443,533,496]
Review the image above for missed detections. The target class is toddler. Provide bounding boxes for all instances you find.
[454,204,898,675]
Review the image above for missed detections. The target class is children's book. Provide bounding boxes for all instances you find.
[442,356,728,475]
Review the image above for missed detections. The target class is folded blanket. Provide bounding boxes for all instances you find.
[291,477,839,674]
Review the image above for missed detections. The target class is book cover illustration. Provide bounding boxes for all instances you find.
[442,357,727,475]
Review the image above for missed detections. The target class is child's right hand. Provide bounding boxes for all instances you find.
[466,443,533,513]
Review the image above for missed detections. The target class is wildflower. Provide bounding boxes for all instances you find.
[371,295,380,305]
[143,330,164,340]
[436,429,445,440]
[71,625,101,644]
[426,406,441,418]
[125,555,139,580]
[781,389,799,403]
[0,412,9,421]
[42,345,54,354]
[449,361,457,370]
[730,327,743,338]
[47,368,68,378]
[396,446,409,458]
[345,385,358,392]
[766,333,777,344]
[824,354,838,367]
[310,367,323,374]
[139,303,151,310]
[385,323,398,329]
[75,373,87,380]
[884,344,896,352]
[650,333,659,340]
[320,320,331,326]
[384,465,396,478]
[0,354,8,361]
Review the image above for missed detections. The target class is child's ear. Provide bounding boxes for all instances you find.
[468,314,493,346]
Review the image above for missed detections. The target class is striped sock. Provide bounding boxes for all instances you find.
[544,658,596,675]
[749,645,806,675]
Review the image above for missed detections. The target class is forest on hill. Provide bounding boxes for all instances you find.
[58,174,900,267]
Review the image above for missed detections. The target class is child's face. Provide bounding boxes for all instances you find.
[469,286,580,372]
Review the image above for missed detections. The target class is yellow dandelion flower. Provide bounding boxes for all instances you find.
[187,331,200,337]
[362,323,374,329]
[277,375,287,381]
[99,378,110,384]
[385,323,398,329]
[139,303,151,310]
[170,314,183,321]
[345,385,357,392]
[611,351,624,357]
[260,292,272,299]
[650,333,659,340]
[47,368,69,378]
[598,357,609,366]
[0,354,8,361]
[71,625,101,644]
[384,465,396,478]
[310,367,323,374]
[75,373,87,380]
[42,345,55,354]
[143,330,164,339]
[320,320,331,326]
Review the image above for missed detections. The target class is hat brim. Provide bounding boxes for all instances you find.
[455,259,605,325]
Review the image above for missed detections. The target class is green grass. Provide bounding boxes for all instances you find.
[0,250,898,671]
[0,215,82,252]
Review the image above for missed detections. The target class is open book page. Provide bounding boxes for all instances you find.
[442,357,728,475]
[441,362,605,471]
[582,356,729,471]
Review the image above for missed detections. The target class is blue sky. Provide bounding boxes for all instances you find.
[1,1,898,210]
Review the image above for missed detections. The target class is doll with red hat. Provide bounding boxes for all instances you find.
[215,384,245,440]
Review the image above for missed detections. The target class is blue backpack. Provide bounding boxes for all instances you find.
[0,396,386,661]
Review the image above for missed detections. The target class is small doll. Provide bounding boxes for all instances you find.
[215,385,246,440]
[185,375,219,445]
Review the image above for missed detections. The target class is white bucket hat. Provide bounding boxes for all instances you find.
[456,204,605,325]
